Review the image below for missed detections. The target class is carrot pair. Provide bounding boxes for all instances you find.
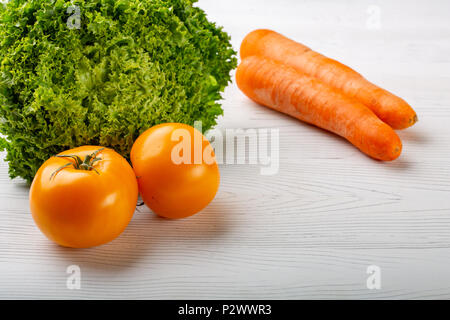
[236,29,418,161]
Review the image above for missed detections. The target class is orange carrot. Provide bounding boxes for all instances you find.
[236,56,402,161]
[241,29,417,130]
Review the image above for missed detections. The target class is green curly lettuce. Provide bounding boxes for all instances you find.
[0,0,237,183]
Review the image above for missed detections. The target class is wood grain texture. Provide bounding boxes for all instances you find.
[1,0,450,299]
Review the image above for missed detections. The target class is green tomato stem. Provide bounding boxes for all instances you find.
[50,148,105,180]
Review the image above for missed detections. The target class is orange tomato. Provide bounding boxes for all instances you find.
[130,123,220,219]
[29,146,138,248]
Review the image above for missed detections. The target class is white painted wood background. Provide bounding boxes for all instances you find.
[1,0,450,299]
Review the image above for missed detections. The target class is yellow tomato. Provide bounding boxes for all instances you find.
[130,123,220,219]
[29,146,138,248]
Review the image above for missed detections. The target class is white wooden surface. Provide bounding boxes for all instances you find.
[1,0,450,299]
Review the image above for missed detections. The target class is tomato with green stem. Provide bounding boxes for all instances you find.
[29,146,138,248]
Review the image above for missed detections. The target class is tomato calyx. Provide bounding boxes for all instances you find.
[50,148,105,180]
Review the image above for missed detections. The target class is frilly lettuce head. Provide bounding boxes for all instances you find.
[0,0,236,183]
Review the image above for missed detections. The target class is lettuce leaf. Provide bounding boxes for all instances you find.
[0,0,236,183]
